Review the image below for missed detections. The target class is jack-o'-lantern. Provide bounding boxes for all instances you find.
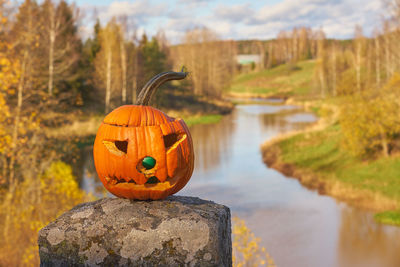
[93,71,194,200]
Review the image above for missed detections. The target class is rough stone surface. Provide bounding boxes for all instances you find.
[38,196,232,267]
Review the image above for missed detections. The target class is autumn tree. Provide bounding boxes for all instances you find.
[314,29,328,98]
[0,9,17,186]
[39,0,81,97]
[83,19,101,63]
[141,36,168,83]
[353,25,366,93]
[6,0,43,186]
[120,18,139,105]
[127,37,139,104]
[298,27,312,60]
[81,18,101,102]
[117,16,128,104]
[93,18,121,113]
[340,74,400,157]
[373,30,382,88]
[276,30,290,64]
[172,27,236,98]
[330,41,338,96]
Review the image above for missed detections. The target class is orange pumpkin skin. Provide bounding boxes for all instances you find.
[93,105,194,200]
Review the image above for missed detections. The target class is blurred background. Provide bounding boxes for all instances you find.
[1,0,400,266]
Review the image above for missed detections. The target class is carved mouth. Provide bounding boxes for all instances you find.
[105,176,165,186]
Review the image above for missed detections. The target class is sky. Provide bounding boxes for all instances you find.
[74,0,386,43]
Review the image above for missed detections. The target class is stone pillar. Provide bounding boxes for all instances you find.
[38,196,231,266]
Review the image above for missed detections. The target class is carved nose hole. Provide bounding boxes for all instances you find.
[102,140,128,156]
[163,133,184,149]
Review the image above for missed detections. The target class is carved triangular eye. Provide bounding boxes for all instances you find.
[163,133,185,150]
[102,140,128,156]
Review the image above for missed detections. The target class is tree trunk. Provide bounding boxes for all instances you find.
[48,3,55,96]
[4,49,28,240]
[105,46,112,113]
[380,131,389,157]
[356,42,361,93]
[385,34,391,80]
[1,155,7,184]
[375,36,381,88]
[331,44,337,96]
[120,38,127,104]
[319,69,326,98]
[48,30,55,96]
[132,50,138,104]
[257,41,265,70]
[9,50,27,185]
[2,178,18,239]
[267,43,273,68]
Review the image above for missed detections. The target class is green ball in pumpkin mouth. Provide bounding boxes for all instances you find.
[142,156,156,169]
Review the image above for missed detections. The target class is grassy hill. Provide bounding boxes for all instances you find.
[227,60,316,99]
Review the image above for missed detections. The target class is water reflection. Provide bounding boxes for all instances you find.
[190,112,235,173]
[338,206,400,267]
[78,103,400,267]
[78,146,108,197]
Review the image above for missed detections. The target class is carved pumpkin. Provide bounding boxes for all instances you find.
[93,71,194,200]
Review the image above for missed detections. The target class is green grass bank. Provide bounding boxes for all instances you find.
[227,60,316,99]
[262,124,400,215]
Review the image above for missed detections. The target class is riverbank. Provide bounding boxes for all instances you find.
[261,109,400,226]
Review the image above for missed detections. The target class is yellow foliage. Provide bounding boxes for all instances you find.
[41,161,84,208]
[0,43,21,91]
[340,74,400,157]
[0,32,19,156]
[0,161,90,266]
[232,217,276,267]
[0,94,11,154]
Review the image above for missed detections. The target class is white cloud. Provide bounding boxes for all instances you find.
[78,0,385,43]
[98,0,167,25]
[213,4,254,23]
[177,0,211,8]
[245,0,383,38]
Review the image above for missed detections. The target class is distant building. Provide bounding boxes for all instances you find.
[236,54,261,65]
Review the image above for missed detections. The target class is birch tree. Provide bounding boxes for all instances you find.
[172,28,236,98]
[117,16,128,104]
[331,41,337,96]
[354,25,365,93]
[374,31,382,88]
[40,0,80,97]
[93,19,121,113]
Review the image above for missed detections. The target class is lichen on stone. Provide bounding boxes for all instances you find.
[46,228,65,246]
[38,196,232,266]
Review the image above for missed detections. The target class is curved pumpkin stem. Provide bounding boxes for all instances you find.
[136,71,188,106]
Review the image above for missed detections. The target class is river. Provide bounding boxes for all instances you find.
[79,101,400,267]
